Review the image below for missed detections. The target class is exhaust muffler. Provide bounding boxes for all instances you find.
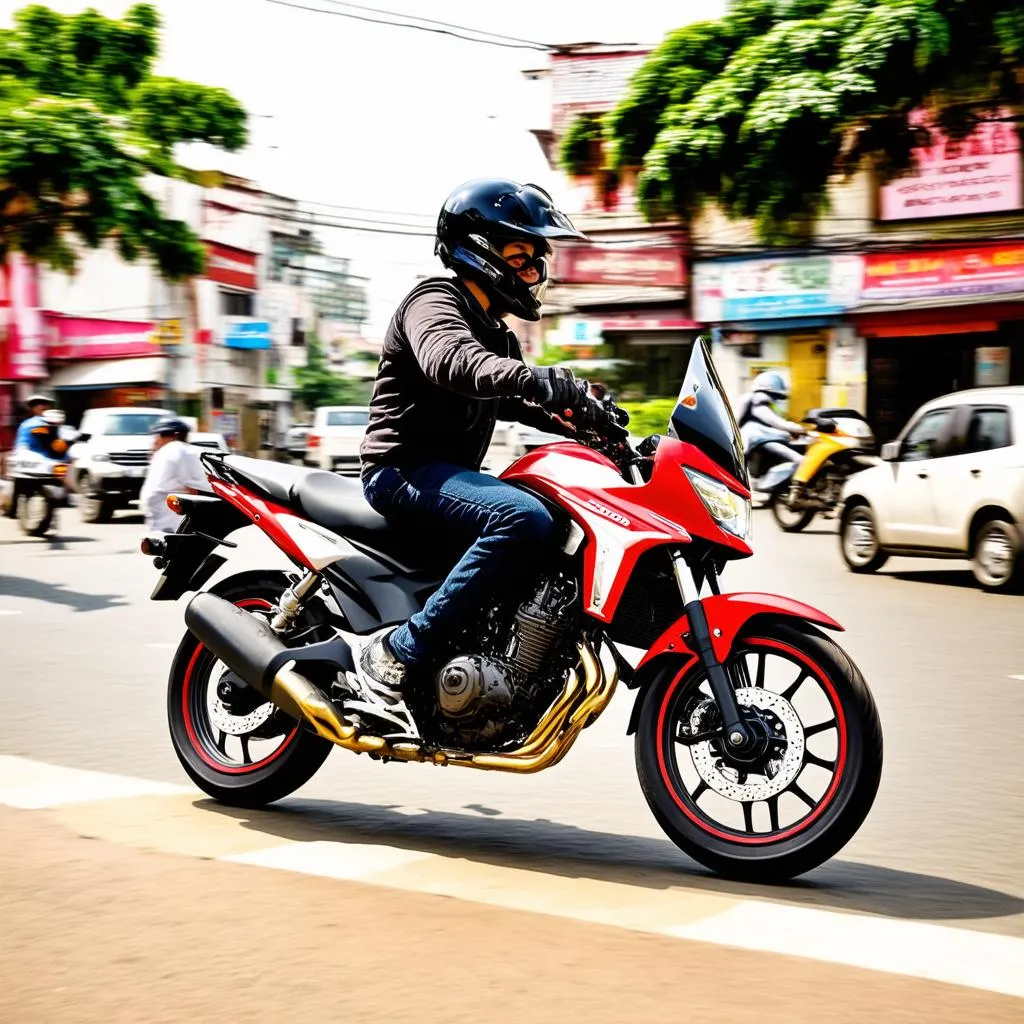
[184,592,359,746]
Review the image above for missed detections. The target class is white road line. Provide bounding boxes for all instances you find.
[1009,675,1024,681]
[664,902,1024,999]
[0,755,189,809]
[0,610,23,616]
[226,840,434,880]
[3,754,1023,998]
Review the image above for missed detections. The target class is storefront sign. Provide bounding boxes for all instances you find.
[879,109,1022,221]
[205,242,258,291]
[556,244,686,287]
[693,255,863,322]
[0,254,47,380]
[861,243,1024,302]
[976,347,1011,387]
[223,319,272,350]
[46,314,156,360]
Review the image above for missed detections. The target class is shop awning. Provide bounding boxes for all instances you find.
[47,356,167,390]
[850,300,1024,338]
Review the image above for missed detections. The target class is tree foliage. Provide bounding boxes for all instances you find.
[0,3,248,278]
[559,112,605,175]
[293,335,372,410]
[604,0,1023,241]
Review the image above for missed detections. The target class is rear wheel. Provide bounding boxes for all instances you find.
[971,519,1022,593]
[635,621,882,882]
[167,570,333,807]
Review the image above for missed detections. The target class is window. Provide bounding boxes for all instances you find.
[219,290,254,317]
[102,413,164,436]
[901,408,954,462]
[325,410,369,427]
[964,407,1012,453]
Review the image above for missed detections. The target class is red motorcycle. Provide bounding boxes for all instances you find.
[147,340,881,881]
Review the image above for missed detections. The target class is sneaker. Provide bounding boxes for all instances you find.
[355,627,406,707]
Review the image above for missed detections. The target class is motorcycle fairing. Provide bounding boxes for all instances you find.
[636,592,844,669]
[794,432,865,485]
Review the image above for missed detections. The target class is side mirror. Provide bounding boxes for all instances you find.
[880,441,902,461]
[816,417,837,434]
[75,432,91,443]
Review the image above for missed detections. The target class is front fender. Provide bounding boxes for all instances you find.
[637,592,843,671]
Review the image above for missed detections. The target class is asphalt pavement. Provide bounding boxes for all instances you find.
[2,497,1023,1020]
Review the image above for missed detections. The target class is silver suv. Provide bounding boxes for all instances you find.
[69,407,172,523]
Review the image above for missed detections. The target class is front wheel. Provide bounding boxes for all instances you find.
[771,486,816,532]
[77,476,112,524]
[635,620,882,882]
[17,491,54,537]
[167,570,334,807]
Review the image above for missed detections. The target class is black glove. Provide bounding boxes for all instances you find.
[527,365,591,417]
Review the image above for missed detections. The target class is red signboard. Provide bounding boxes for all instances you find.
[862,243,1024,302]
[205,241,257,291]
[879,109,1022,220]
[556,244,686,287]
[46,314,156,360]
[0,254,47,381]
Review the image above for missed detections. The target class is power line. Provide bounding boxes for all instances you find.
[262,0,552,50]
[318,0,551,48]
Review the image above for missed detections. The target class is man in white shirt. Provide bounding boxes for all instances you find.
[140,417,208,533]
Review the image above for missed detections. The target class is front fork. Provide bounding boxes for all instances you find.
[669,550,751,750]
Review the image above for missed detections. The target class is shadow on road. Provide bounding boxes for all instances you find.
[0,574,128,612]
[199,797,1024,928]
[886,569,980,590]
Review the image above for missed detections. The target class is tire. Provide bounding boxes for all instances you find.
[771,490,816,533]
[635,620,883,882]
[971,519,1022,593]
[840,503,889,573]
[78,475,112,524]
[166,570,333,807]
[17,491,53,537]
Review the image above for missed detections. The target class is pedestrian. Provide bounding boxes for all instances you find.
[140,417,207,534]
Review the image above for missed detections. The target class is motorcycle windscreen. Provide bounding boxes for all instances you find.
[667,336,749,488]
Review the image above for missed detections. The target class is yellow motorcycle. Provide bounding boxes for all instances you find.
[771,410,878,533]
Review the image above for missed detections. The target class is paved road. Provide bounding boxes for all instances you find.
[2,502,1023,1018]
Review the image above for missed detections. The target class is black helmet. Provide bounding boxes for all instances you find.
[435,178,587,321]
[151,417,190,439]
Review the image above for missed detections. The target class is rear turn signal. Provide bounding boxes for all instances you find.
[140,535,167,557]
[166,494,183,514]
[307,434,321,449]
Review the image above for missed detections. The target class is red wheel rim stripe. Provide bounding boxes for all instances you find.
[180,598,299,774]
[655,637,849,846]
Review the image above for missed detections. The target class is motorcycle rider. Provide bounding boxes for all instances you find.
[355,178,609,715]
[140,417,206,534]
[735,370,806,465]
[5,395,60,518]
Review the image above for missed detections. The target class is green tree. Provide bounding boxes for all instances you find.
[293,335,371,409]
[0,3,247,277]
[597,0,1023,241]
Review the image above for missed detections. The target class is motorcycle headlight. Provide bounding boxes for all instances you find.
[684,468,751,541]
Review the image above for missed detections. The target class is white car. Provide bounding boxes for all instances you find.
[305,406,370,473]
[68,407,173,523]
[839,387,1024,591]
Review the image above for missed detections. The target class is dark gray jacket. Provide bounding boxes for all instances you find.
[359,277,567,476]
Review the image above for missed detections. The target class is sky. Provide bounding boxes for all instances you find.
[1,0,727,333]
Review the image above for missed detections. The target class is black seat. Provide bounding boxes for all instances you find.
[293,470,389,535]
[224,456,454,572]
[223,455,310,506]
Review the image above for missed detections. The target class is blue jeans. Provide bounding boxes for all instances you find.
[363,462,556,665]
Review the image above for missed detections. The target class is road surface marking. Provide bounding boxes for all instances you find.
[0,755,189,809]
[1009,675,1024,681]
[0,610,23,616]
[3,753,1023,999]
[664,902,1024,1000]
[227,840,434,879]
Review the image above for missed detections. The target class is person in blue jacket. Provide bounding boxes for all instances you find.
[13,395,58,455]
